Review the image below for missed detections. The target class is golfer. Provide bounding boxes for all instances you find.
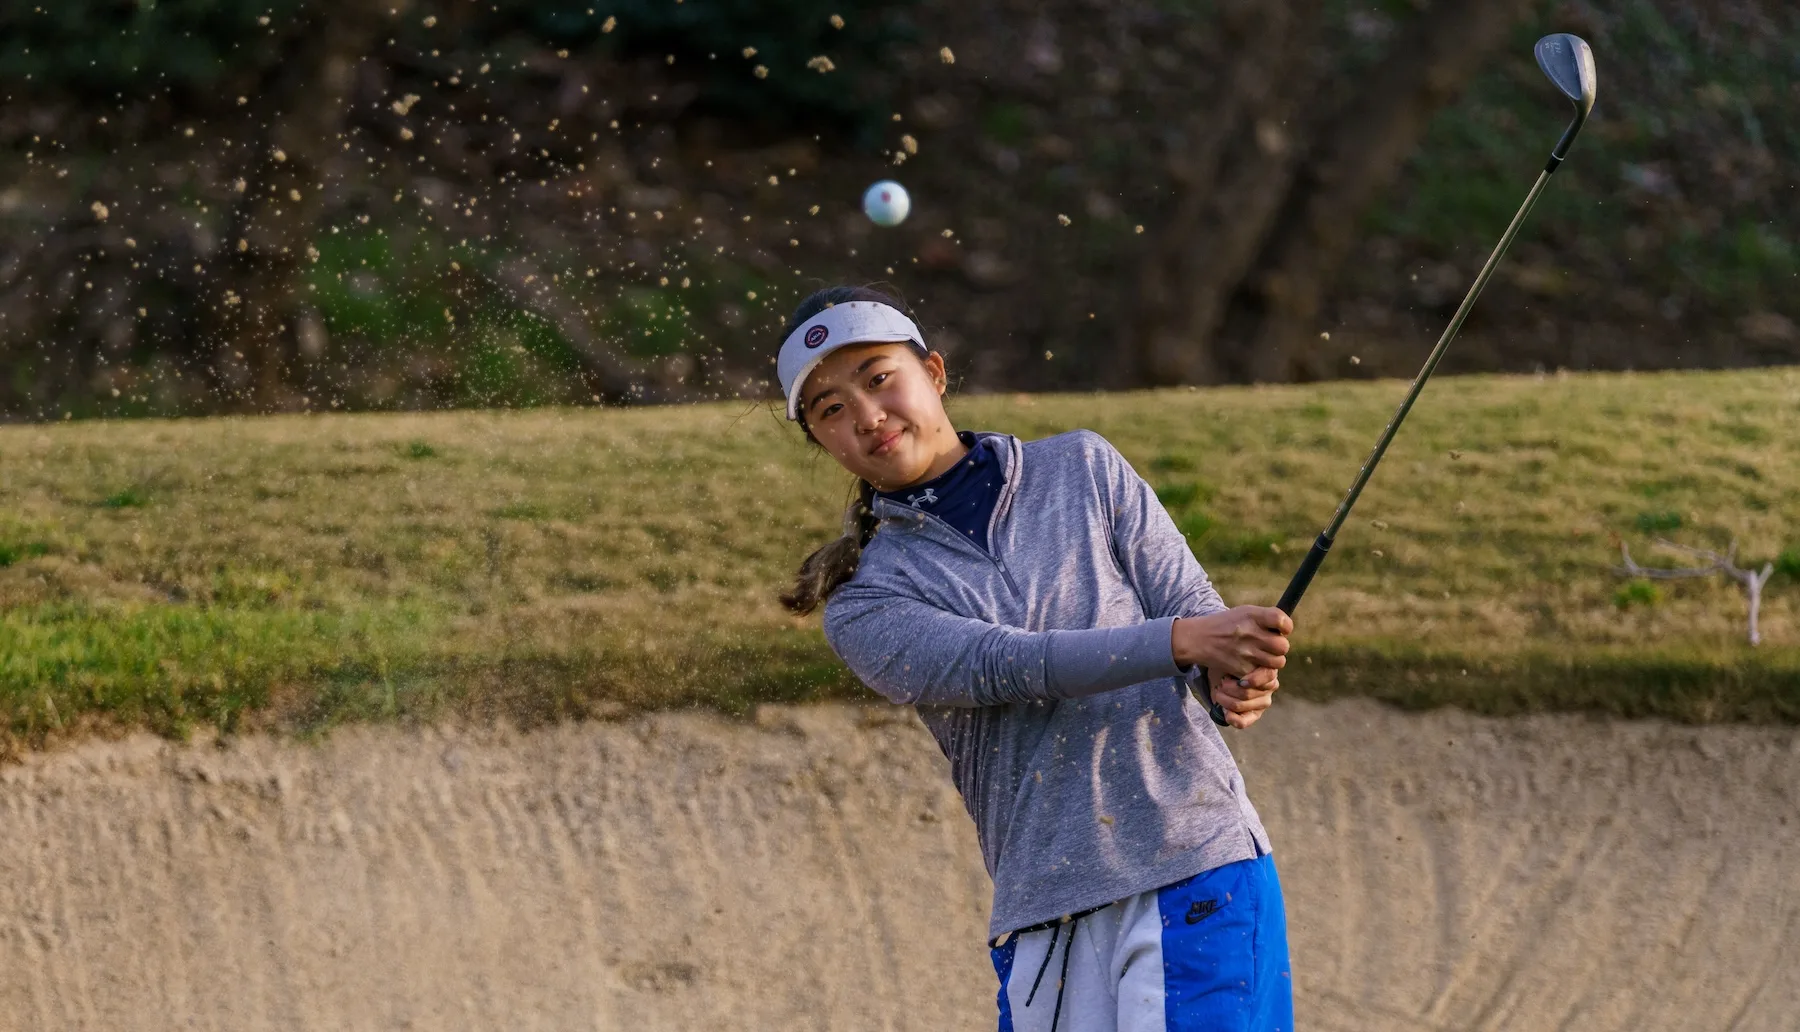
[777,286,1296,1031]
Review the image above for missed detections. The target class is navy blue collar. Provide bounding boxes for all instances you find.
[874,430,1006,551]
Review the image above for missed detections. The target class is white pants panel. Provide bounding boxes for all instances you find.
[1003,889,1167,1032]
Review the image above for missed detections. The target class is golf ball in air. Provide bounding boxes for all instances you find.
[862,180,911,227]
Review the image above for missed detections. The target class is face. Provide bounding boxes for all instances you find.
[799,342,962,492]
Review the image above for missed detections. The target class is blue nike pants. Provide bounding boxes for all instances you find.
[991,854,1293,1031]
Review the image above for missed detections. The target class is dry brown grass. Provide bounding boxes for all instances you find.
[2,366,1798,747]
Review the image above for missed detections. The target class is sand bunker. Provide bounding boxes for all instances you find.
[0,699,1794,1031]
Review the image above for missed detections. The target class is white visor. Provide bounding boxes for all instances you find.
[778,300,927,421]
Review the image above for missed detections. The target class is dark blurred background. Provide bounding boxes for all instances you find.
[0,0,1793,421]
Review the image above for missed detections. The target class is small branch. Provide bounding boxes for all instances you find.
[1614,538,1773,646]
[1614,540,1719,580]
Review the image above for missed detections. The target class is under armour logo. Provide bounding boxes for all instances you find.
[907,488,938,507]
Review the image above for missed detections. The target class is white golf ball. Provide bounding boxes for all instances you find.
[862,180,911,227]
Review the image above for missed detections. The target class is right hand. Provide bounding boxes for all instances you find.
[1208,665,1281,729]
[1171,606,1293,678]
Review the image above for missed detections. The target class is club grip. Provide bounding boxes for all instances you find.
[1207,532,1331,727]
[1185,666,1231,727]
[1205,671,1229,728]
[1277,533,1333,615]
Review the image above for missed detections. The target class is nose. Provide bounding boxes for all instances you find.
[851,393,886,433]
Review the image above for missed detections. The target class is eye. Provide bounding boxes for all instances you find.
[820,402,843,419]
[868,372,890,388]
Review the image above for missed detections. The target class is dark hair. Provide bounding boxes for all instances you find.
[778,285,934,615]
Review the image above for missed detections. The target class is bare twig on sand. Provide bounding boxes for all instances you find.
[1616,538,1775,646]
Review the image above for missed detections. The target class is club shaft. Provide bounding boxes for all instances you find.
[1277,165,1558,615]
[1323,168,1553,540]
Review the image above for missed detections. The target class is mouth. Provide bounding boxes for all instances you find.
[869,429,904,456]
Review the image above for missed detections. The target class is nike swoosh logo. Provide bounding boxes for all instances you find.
[1185,899,1220,925]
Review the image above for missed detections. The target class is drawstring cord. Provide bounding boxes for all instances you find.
[1023,921,1058,1006]
[1049,918,1076,1032]
[1021,914,1080,1032]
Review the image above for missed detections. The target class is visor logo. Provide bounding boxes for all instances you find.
[804,325,830,348]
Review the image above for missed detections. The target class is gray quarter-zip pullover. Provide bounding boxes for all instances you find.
[821,429,1271,938]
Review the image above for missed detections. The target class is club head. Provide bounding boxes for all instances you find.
[1534,33,1597,118]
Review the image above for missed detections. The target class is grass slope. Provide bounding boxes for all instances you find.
[2,366,1799,749]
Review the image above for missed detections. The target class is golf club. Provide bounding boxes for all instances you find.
[1207,33,1597,725]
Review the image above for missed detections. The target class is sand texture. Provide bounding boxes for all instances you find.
[0,699,1794,1031]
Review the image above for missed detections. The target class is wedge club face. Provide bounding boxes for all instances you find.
[1535,33,1598,163]
[1535,33,1597,114]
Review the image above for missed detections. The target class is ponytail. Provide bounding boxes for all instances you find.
[776,282,916,616]
[780,478,878,615]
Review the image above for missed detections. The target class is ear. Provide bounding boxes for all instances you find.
[923,350,947,391]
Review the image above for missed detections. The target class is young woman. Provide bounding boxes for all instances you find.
[778,286,1296,1032]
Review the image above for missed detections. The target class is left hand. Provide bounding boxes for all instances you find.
[1207,665,1280,729]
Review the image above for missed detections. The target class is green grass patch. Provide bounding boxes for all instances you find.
[1635,510,1684,533]
[1614,580,1660,609]
[1778,549,1800,582]
[98,487,151,509]
[1196,529,1288,567]
[1155,481,1214,509]
[0,366,1797,750]
[0,601,438,743]
[1174,511,1216,540]
[1284,644,1800,725]
[0,541,50,567]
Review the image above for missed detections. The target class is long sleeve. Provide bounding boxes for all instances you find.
[1096,434,1228,623]
[823,582,1183,708]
